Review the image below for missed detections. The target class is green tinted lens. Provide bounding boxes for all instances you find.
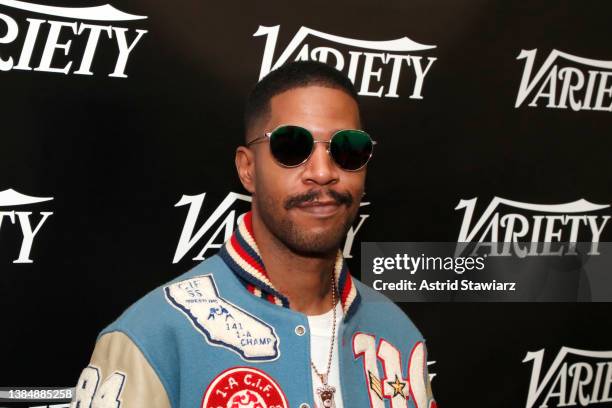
[269,126,314,167]
[330,130,373,170]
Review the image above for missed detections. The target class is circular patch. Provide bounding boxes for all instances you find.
[201,366,289,408]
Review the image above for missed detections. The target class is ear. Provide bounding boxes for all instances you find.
[235,146,256,194]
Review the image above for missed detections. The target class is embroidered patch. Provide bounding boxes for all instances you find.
[353,333,436,408]
[72,365,126,408]
[201,367,289,408]
[165,274,280,361]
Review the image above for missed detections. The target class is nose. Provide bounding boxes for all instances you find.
[301,141,340,186]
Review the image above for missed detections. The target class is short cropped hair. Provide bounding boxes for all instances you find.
[244,60,361,142]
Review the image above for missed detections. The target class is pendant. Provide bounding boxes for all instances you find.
[316,383,336,408]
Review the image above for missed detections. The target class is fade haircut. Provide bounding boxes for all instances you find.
[244,60,361,142]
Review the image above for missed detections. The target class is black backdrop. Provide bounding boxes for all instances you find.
[1,1,611,407]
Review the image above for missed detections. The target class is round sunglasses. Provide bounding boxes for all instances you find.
[246,125,377,171]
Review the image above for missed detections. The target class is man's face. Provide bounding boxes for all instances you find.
[242,85,366,256]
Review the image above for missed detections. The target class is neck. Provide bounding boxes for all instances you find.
[251,210,337,315]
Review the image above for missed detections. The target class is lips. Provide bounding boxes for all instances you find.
[294,201,341,217]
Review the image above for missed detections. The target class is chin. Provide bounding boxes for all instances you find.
[290,241,342,257]
[263,205,354,255]
[291,229,346,256]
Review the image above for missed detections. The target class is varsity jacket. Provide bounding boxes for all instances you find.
[71,211,436,408]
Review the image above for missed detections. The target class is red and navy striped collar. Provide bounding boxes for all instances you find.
[218,211,361,321]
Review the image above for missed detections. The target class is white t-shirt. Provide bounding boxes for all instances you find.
[307,302,344,408]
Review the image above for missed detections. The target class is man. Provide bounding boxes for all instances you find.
[71,61,436,408]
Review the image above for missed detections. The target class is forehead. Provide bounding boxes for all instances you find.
[267,86,361,134]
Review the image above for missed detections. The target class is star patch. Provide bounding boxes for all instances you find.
[387,374,407,398]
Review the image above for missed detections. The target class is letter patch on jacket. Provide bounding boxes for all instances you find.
[353,333,436,408]
[165,275,280,361]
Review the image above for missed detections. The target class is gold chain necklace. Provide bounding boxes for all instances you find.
[310,273,338,408]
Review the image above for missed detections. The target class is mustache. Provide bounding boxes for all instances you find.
[284,189,354,210]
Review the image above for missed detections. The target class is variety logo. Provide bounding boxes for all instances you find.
[173,192,370,264]
[255,25,437,99]
[455,197,610,257]
[523,347,612,408]
[0,188,52,263]
[515,49,612,111]
[0,0,147,77]
[427,360,437,382]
